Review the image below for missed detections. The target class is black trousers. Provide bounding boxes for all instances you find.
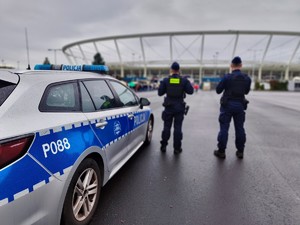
[217,101,246,152]
[161,110,184,149]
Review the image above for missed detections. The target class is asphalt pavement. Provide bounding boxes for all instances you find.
[90,90,300,225]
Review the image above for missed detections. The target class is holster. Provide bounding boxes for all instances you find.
[184,105,190,115]
[243,98,249,110]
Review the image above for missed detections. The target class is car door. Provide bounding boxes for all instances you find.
[80,79,129,173]
[108,81,149,153]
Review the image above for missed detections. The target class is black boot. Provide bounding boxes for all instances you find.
[160,145,166,152]
[174,148,182,154]
[236,150,244,159]
[214,149,226,159]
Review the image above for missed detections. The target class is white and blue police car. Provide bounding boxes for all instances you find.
[0,64,154,225]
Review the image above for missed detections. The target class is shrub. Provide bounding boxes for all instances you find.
[269,80,288,91]
[255,81,265,90]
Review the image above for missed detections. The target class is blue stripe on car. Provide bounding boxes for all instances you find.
[0,110,150,206]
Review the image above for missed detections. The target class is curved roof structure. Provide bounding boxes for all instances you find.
[62,30,300,81]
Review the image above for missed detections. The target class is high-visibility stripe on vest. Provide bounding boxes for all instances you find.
[169,78,180,84]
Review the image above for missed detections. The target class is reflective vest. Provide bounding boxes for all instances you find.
[166,77,184,98]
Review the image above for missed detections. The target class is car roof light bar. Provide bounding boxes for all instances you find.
[34,64,109,73]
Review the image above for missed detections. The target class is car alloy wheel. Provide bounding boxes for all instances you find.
[61,158,101,225]
[144,118,153,145]
[72,167,98,221]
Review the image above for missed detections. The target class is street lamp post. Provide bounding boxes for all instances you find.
[213,51,219,75]
[131,53,135,75]
[48,48,62,64]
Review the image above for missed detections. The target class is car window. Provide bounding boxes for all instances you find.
[0,80,17,107]
[79,82,96,112]
[40,82,80,112]
[83,80,116,110]
[110,81,138,107]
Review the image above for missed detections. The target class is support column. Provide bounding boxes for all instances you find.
[170,35,173,63]
[258,35,273,82]
[78,45,88,64]
[285,39,300,80]
[69,48,78,64]
[64,49,74,64]
[114,39,124,78]
[230,33,239,72]
[93,42,100,54]
[199,35,205,83]
[140,37,147,77]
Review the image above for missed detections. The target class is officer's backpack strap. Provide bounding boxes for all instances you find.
[166,77,184,98]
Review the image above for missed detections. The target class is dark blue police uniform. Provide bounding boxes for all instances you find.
[158,62,194,154]
[215,56,251,159]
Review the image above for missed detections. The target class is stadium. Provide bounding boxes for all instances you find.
[62,30,300,90]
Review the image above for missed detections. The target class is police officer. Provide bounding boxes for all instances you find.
[158,62,194,154]
[214,56,251,159]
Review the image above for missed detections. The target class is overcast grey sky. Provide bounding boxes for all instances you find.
[1,0,300,69]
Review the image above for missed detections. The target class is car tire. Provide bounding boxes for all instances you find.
[61,158,101,225]
[144,117,153,146]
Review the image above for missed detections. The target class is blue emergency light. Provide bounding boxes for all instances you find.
[34,64,109,73]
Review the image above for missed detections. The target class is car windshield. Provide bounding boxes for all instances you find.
[0,80,17,107]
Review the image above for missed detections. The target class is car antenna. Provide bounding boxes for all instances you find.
[25,27,31,70]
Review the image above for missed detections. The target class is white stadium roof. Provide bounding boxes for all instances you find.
[62,30,300,81]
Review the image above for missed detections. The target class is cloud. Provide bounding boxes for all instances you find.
[0,0,300,69]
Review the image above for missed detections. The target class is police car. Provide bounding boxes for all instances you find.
[0,64,154,225]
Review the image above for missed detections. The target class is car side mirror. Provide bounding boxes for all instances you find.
[139,97,150,109]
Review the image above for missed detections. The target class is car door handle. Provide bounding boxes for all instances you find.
[128,113,134,119]
[95,120,108,128]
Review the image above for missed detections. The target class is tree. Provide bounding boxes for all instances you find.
[43,57,51,65]
[92,52,105,65]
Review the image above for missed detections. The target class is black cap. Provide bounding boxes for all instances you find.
[231,56,242,65]
[171,61,180,70]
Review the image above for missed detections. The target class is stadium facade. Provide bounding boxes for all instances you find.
[62,30,300,83]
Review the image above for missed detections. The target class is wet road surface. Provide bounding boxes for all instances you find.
[90,90,300,225]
